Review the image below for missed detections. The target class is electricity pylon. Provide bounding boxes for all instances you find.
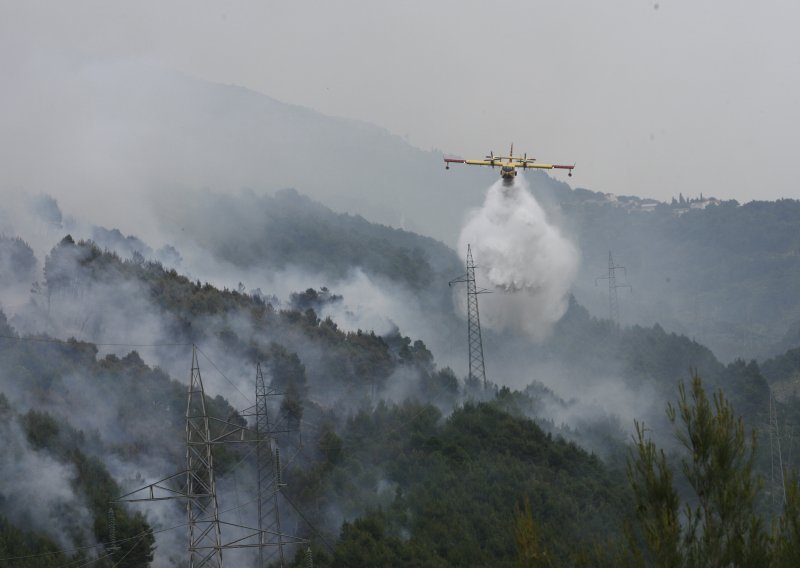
[255,362,285,566]
[116,347,226,568]
[450,244,491,389]
[115,349,308,567]
[186,347,224,567]
[595,251,632,325]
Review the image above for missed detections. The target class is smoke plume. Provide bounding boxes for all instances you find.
[457,175,579,340]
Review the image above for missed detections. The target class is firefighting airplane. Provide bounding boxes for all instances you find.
[444,144,574,184]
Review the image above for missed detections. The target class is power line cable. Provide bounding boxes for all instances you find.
[196,345,254,406]
[0,333,191,348]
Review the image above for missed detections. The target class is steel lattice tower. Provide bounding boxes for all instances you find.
[450,244,490,389]
[186,346,224,568]
[595,251,632,325]
[255,362,286,567]
[116,349,309,566]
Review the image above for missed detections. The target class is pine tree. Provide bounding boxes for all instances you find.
[515,497,552,567]
[627,374,777,566]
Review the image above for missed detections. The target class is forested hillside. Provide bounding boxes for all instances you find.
[526,172,800,362]
[169,187,462,289]
[0,231,796,565]
[5,8,800,565]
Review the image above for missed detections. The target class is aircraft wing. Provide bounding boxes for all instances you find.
[518,162,554,169]
[518,162,575,171]
[463,159,497,166]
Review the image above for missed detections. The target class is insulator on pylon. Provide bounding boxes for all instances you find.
[108,507,117,552]
[276,447,284,486]
[305,546,314,568]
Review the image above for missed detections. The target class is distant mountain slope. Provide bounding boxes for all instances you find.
[170,187,462,289]
[527,178,800,361]
[7,58,800,364]
[1,60,491,245]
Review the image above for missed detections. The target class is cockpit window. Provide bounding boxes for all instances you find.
[502,166,514,172]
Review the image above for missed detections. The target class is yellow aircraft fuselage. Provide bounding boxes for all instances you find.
[500,165,517,184]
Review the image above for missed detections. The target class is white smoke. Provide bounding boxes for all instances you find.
[457,175,579,340]
[0,419,94,548]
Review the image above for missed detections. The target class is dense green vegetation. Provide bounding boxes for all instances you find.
[0,391,153,566]
[290,400,630,567]
[21,409,156,566]
[292,375,800,567]
[0,308,239,565]
[0,229,797,566]
[0,517,72,568]
[619,376,800,567]
[41,235,453,402]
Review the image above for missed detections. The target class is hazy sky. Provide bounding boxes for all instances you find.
[2,0,799,203]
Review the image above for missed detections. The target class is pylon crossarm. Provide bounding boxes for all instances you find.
[207,430,294,444]
[219,523,287,545]
[114,470,191,502]
[206,417,256,443]
[239,409,281,419]
[238,396,284,417]
[120,494,200,503]
[188,520,307,550]
[207,416,254,431]
[193,541,306,550]
[187,517,217,527]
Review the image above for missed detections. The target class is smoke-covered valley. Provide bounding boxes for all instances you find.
[4,56,796,363]
[2,58,800,566]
